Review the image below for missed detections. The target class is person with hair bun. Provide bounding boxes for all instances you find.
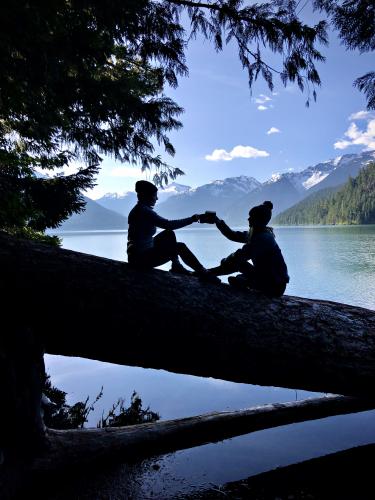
[208,201,289,297]
[127,180,220,283]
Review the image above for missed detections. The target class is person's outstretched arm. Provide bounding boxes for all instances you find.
[215,216,248,243]
[152,210,199,230]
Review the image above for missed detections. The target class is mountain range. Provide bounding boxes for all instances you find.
[274,161,375,225]
[96,182,190,217]
[57,151,375,230]
[58,197,127,231]
[157,176,261,221]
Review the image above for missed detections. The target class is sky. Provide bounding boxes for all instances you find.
[85,5,375,199]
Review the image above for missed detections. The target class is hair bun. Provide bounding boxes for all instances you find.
[263,201,273,210]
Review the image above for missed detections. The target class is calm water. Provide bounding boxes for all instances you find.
[46,225,375,498]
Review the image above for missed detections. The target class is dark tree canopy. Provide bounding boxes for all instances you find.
[313,0,375,109]
[0,0,187,234]
[0,1,372,236]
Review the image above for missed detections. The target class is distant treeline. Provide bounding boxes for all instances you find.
[274,162,375,225]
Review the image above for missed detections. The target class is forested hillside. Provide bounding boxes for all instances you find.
[274,162,375,225]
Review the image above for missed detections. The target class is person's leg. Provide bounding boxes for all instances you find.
[174,242,220,282]
[153,230,177,258]
[136,230,220,283]
[242,266,287,297]
[228,262,258,289]
[207,265,228,276]
[207,258,254,277]
[130,230,176,269]
[153,231,210,273]
[148,230,179,268]
[152,230,193,273]
[238,261,256,278]
[176,242,206,272]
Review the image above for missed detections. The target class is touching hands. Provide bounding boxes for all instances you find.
[197,211,217,224]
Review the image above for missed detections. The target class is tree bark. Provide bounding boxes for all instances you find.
[0,325,46,458]
[1,395,373,497]
[1,232,375,397]
[36,395,375,472]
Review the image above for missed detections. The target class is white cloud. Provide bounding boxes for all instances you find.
[349,110,373,121]
[334,140,352,150]
[231,145,269,158]
[254,93,274,111]
[110,166,145,178]
[334,119,375,151]
[255,94,271,104]
[205,145,269,161]
[205,149,233,161]
[267,127,280,135]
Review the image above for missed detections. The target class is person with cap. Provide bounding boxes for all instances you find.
[207,201,289,297]
[127,180,220,283]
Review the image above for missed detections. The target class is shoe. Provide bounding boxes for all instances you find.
[228,275,249,289]
[194,269,221,284]
[170,262,193,276]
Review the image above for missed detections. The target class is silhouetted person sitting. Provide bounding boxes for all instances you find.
[127,180,220,283]
[208,201,289,297]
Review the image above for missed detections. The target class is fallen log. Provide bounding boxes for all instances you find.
[1,232,375,397]
[34,395,375,471]
[0,395,374,497]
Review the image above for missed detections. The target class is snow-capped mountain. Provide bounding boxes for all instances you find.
[69,151,374,229]
[265,160,338,194]
[308,151,375,193]
[190,175,261,196]
[96,182,191,216]
[226,175,306,223]
[158,153,374,224]
[266,151,375,195]
[274,162,334,192]
[158,182,191,198]
[226,151,375,223]
[157,176,261,219]
[96,191,137,216]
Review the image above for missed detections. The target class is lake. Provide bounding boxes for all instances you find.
[46,225,375,498]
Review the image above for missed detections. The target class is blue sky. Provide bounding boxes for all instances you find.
[86,8,375,198]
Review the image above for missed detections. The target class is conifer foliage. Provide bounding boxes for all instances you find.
[314,0,375,109]
[0,1,373,237]
[274,162,375,225]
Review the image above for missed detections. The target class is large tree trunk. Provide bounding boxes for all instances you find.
[1,232,375,398]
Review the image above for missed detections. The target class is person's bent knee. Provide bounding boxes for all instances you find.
[176,241,187,252]
[160,229,176,244]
